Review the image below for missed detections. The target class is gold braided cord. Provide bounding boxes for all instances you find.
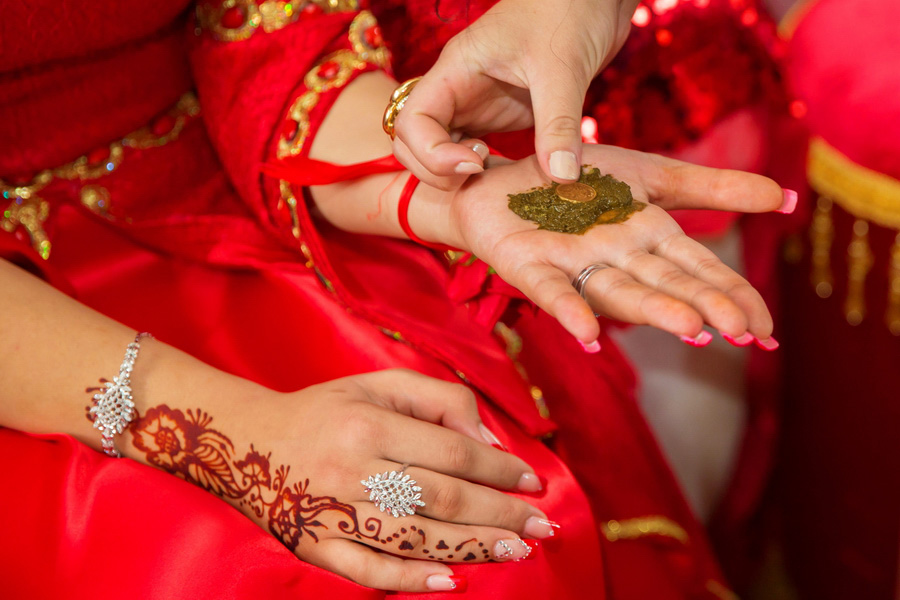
[808,136,900,231]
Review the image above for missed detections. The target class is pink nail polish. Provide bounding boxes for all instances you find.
[524,516,561,539]
[579,339,601,353]
[426,574,468,592]
[754,336,780,351]
[722,332,754,347]
[550,151,579,181]
[679,330,713,347]
[777,189,798,214]
[517,473,543,492]
[479,423,507,451]
[470,142,489,161]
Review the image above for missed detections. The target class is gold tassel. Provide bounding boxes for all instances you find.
[887,233,900,336]
[845,219,874,326]
[810,196,834,298]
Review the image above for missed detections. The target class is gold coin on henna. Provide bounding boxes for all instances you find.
[508,166,645,235]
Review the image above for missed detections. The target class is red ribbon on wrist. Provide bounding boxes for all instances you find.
[262,154,458,252]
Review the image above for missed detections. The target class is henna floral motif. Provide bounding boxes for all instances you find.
[126,405,378,550]
[105,403,485,562]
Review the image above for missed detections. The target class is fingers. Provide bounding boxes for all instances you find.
[653,235,774,338]
[374,410,539,492]
[367,462,548,534]
[393,76,486,185]
[353,369,500,448]
[641,153,787,213]
[310,538,462,593]
[530,71,589,183]
[616,250,751,336]
[336,503,534,564]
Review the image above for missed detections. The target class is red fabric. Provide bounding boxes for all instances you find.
[771,1,900,597]
[0,0,779,597]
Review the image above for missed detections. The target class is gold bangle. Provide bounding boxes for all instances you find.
[382,76,422,140]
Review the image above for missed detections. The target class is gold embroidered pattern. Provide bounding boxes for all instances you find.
[197,0,360,42]
[0,94,200,259]
[275,10,390,243]
[888,234,900,335]
[494,322,550,419]
[602,517,689,544]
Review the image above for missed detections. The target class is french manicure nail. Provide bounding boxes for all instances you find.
[426,574,468,592]
[549,150,579,181]
[579,339,601,353]
[470,142,489,161]
[517,472,543,492]
[524,515,561,539]
[454,161,484,175]
[754,336,780,351]
[494,539,534,561]
[479,423,507,451]
[680,330,713,347]
[722,332,754,347]
[777,189,798,214]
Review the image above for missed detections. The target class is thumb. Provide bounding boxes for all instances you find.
[530,69,590,183]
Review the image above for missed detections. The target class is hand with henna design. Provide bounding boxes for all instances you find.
[121,369,552,593]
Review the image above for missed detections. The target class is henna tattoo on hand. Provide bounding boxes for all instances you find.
[88,402,488,562]
[126,405,380,549]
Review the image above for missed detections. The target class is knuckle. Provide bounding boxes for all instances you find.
[691,257,723,280]
[340,405,382,448]
[442,436,474,473]
[430,482,464,518]
[542,112,582,137]
[396,566,421,592]
[395,525,423,552]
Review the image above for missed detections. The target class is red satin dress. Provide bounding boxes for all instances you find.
[0,1,768,598]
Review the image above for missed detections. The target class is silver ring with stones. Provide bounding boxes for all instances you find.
[361,463,426,518]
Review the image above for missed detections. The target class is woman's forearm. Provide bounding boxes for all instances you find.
[0,258,262,452]
[305,71,464,249]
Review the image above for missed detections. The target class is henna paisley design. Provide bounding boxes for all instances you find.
[127,405,378,549]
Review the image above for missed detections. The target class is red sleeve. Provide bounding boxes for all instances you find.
[189,1,392,230]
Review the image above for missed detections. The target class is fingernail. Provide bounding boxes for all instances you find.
[777,189,798,214]
[579,339,601,353]
[494,539,534,561]
[426,574,468,592]
[679,330,713,347]
[524,516,561,539]
[549,150,579,180]
[479,423,507,451]
[470,142,489,161]
[517,472,543,492]
[754,336,780,351]
[722,332,754,347]
[454,161,483,175]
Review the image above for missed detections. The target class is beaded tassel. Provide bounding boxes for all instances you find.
[886,233,900,336]
[844,219,874,326]
[810,196,834,298]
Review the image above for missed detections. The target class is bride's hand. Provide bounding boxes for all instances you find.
[438,145,790,347]
[123,369,551,592]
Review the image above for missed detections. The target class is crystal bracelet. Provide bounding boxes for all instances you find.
[89,332,153,457]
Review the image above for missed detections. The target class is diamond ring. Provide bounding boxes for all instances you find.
[361,464,426,518]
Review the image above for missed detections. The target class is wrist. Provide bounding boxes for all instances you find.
[405,176,467,252]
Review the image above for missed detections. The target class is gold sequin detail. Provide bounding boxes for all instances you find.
[197,0,360,42]
[602,517,689,544]
[0,93,199,259]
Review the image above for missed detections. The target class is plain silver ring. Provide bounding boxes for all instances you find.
[572,264,610,317]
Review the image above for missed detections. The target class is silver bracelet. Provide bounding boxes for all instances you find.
[90,332,153,457]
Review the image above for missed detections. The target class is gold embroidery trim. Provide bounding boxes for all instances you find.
[196,0,360,42]
[808,136,900,231]
[602,516,689,544]
[0,93,200,259]
[275,10,390,246]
